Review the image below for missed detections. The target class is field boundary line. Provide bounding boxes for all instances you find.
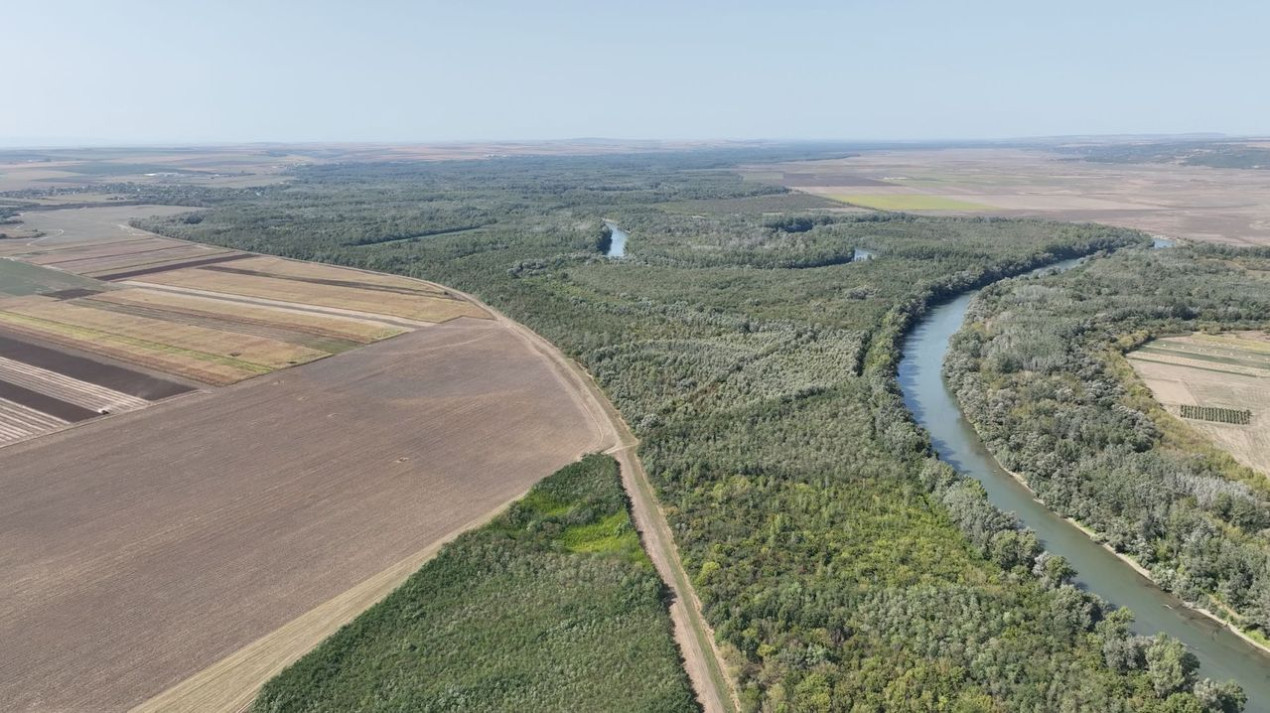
[451,288,740,713]
[128,489,533,713]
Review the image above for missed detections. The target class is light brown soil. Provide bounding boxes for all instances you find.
[92,289,401,343]
[0,319,605,712]
[132,268,487,323]
[1,300,330,370]
[755,148,1270,245]
[1129,333,1270,476]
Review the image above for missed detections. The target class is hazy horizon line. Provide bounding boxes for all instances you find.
[0,131,1261,152]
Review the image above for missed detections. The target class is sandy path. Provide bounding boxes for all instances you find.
[455,289,740,713]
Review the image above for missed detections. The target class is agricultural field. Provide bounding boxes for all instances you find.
[752,146,1270,245]
[0,206,488,388]
[0,317,610,712]
[250,454,698,713]
[826,193,990,211]
[1129,332,1270,475]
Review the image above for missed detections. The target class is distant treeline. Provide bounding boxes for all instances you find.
[1058,140,1270,170]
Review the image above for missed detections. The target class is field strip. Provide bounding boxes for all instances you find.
[0,312,267,385]
[128,489,532,713]
[1194,334,1270,354]
[450,287,740,713]
[0,397,67,445]
[0,355,149,413]
[93,253,254,281]
[117,281,432,330]
[43,244,227,268]
[1140,344,1270,370]
[1128,354,1265,378]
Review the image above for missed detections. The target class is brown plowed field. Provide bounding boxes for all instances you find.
[0,317,606,712]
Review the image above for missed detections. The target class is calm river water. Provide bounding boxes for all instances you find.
[897,253,1270,707]
[605,222,628,257]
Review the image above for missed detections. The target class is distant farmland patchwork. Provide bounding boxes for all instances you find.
[1129,332,1270,475]
[0,207,491,444]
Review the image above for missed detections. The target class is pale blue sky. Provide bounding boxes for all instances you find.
[4,0,1267,144]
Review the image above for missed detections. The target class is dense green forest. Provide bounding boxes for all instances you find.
[946,247,1270,648]
[114,151,1245,711]
[252,454,698,713]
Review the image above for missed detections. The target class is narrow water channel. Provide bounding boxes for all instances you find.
[604,222,628,258]
[897,254,1270,707]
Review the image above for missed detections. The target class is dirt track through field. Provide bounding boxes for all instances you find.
[0,318,605,712]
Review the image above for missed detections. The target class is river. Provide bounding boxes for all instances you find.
[897,251,1270,707]
[605,222,628,257]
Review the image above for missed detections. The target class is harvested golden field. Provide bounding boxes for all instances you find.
[132,266,489,322]
[1129,332,1270,475]
[17,237,193,264]
[91,288,402,343]
[0,319,608,712]
[0,206,489,386]
[0,311,266,385]
[1,299,327,368]
[232,255,451,294]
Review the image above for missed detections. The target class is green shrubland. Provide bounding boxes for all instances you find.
[252,454,697,713]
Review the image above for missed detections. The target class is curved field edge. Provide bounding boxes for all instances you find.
[249,454,700,713]
[459,287,739,713]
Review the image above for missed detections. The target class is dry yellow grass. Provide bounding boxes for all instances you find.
[91,288,403,343]
[232,255,452,294]
[3,301,328,370]
[0,313,258,385]
[134,268,489,322]
[1129,332,1270,476]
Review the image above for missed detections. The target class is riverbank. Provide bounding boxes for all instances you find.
[900,244,1270,707]
[984,420,1270,659]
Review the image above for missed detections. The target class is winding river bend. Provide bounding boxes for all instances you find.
[898,254,1270,707]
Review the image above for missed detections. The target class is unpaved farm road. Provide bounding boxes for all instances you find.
[455,289,741,713]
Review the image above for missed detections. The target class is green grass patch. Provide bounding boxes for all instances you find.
[829,194,990,211]
[252,454,695,713]
[0,259,112,297]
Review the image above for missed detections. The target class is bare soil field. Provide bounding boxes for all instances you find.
[0,317,607,712]
[1129,332,1270,475]
[751,148,1270,245]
